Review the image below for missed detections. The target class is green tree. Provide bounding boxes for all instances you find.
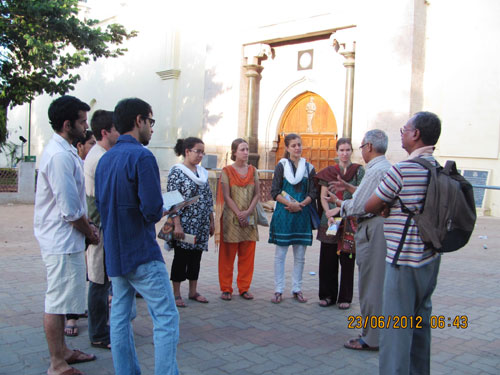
[0,0,137,145]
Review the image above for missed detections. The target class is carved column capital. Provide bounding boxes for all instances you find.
[340,51,355,68]
[243,64,264,78]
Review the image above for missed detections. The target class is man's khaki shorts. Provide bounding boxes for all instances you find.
[42,251,86,315]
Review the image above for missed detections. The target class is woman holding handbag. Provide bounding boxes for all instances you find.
[268,133,318,304]
[314,138,364,309]
[167,137,215,308]
[215,138,260,301]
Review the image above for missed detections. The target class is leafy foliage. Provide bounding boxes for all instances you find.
[0,0,138,144]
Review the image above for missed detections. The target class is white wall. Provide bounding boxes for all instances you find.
[424,0,500,216]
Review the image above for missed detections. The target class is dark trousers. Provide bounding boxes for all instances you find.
[170,246,203,282]
[88,278,111,343]
[318,241,356,303]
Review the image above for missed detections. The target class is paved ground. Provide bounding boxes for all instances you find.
[1,204,499,375]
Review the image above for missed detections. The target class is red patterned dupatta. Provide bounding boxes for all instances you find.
[314,163,361,255]
[214,165,255,250]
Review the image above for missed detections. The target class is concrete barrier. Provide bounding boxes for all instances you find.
[0,161,36,204]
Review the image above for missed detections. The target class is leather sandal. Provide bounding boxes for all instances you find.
[240,291,254,300]
[220,292,232,301]
[188,292,209,303]
[271,292,282,304]
[319,297,334,307]
[293,291,307,303]
[344,337,379,351]
[175,296,187,308]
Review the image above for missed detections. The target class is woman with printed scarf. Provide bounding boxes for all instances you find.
[167,137,215,308]
[268,133,318,304]
[314,138,364,309]
[215,138,260,301]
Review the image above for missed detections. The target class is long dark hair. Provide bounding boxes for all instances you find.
[174,137,204,157]
[283,133,301,159]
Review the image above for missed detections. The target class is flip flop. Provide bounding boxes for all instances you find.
[240,291,254,300]
[60,367,84,375]
[66,349,97,364]
[175,296,187,308]
[271,292,282,304]
[318,298,334,307]
[293,291,307,303]
[64,325,78,337]
[344,338,379,351]
[188,293,209,303]
[91,341,111,350]
[220,292,232,301]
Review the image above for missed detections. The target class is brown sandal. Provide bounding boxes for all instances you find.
[271,292,282,304]
[188,292,209,303]
[175,296,187,308]
[344,337,379,351]
[319,298,334,307]
[293,291,307,303]
[240,291,254,300]
[220,292,232,301]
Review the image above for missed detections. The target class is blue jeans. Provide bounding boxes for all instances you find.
[110,260,179,375]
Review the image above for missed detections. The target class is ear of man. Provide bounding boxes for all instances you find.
[135,114,143,128]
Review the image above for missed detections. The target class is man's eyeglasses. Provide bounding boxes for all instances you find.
[142,116,156,128]
[359,143,369,149]
[400,127,414,135]
[189,149,205,156]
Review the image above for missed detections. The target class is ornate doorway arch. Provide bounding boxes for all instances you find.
[275,92,338,171]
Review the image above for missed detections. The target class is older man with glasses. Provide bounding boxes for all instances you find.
[328,129,392,351]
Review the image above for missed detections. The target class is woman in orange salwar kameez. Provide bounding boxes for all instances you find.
[215,138,260,301]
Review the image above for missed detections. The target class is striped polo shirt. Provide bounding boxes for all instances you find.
[375,154,440,267]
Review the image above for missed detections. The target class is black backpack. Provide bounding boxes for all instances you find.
[392,158,476,265]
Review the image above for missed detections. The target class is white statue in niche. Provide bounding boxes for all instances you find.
[306,97,316,132]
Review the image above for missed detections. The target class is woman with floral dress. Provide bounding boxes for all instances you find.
[167,137,214,308]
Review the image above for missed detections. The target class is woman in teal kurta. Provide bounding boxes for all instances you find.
[269,133,317,304]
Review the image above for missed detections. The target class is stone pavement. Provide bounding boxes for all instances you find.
[1,204,499,375]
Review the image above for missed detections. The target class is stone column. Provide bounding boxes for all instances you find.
[340,49,355,139]
[243,63,264,167]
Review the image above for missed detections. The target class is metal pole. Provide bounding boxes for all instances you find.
[28,101,32,157]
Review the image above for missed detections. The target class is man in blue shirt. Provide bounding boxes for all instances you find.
[95,98,179,375]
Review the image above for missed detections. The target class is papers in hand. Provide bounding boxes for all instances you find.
[281,191,297,202]
[162,191,199,215]
[327,218,342,236]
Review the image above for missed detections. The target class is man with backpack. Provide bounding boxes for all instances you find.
[365,111,443,375]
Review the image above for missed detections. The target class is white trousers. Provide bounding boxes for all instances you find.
[274,245,307,294]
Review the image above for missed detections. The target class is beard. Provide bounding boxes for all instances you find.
[139,127,151,146]
[68,123,85,143]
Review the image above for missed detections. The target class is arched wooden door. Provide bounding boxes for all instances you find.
[276,92,338,171]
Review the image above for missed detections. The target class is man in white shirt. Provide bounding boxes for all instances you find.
[84,110,119,350]
[34,95,99,375]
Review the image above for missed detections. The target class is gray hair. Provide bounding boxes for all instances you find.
[363,129,388,154]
